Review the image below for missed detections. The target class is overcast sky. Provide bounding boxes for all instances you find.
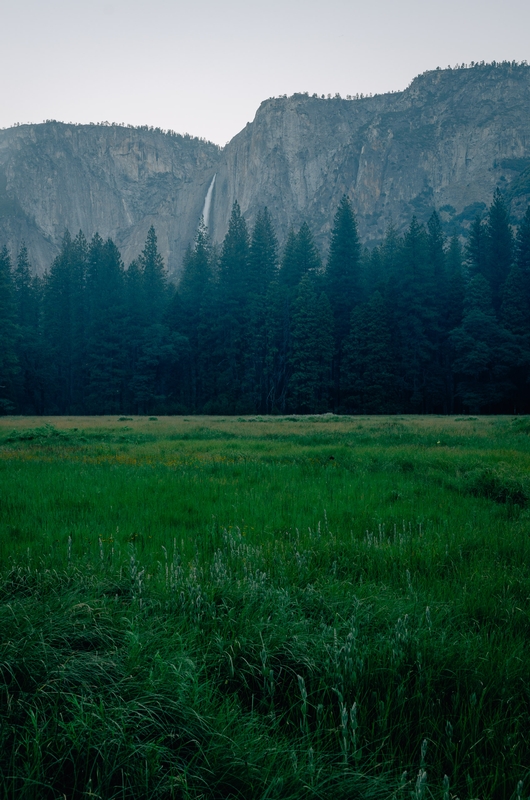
[1,0,529,145]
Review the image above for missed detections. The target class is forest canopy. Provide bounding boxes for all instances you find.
[1,190,529,416]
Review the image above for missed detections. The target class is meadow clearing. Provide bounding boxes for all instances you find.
[0,414,529,800]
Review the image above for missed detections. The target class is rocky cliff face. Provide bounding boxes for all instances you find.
[0,124,220,275]
[1,63,530,276]
[210,63,530,251]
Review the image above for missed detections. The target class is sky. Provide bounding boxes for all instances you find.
[1,0,529,146]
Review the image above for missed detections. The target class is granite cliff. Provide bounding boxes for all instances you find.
[0,124,220,276]
[1,63,530,276]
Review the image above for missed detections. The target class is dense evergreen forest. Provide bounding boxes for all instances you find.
[1,191,529,416]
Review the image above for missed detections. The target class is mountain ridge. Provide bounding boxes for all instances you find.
[1,62,530,275]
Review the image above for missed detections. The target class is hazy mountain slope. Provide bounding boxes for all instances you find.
[1,63,530,275]
[0,124,220,275]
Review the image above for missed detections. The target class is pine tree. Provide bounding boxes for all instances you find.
[211,201,251,412]
[13,245,43,413]
[279,223,321,291]
[138,226,168,323]
[85,236,128,413]
[288,276,333,413]
[42,231,88,413]
[178,222,213,318]
[390,217,432,412]
[485,190,513,311]
[129,229,178,415]
[427,211,446,283]
[218,201,250,302]
[326,196,362,335]
[451,275,514,411]
[423,212,450,411]
[515,205,530,311]
[342,291,396,413]
[245,209,280,411]
[444,235,466,412]
[122,259,144,411]
[501,258,530,412]
[13,244,34,331]
[0,246,19,412]
[446,235,466,331]
[466,214,488,281]
[196,201,250,414]
[248,208,278,295]
[171,221,214,410]
[380,223,401,280]
[516,205,530,268]
[278,229,300,290]
[363,245,385,295]
[266,222,322,413]
[262,281,291,413]
[130,321,182,415]
[325,197,361,408]
[125,259,143,327]
[501,262,530,335]
[295,222,322,282]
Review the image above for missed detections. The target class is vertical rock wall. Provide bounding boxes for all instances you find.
[1,64,529,277]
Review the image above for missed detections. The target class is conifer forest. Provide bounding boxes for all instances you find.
[1,191,529,417]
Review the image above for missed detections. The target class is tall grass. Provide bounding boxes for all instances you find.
[0,415,529,799]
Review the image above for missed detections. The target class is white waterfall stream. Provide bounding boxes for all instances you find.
[201,174,216,228]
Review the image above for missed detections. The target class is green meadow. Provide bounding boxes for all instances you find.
[0,415,529,800]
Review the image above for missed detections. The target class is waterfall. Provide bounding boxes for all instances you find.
[201,174,216,228]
